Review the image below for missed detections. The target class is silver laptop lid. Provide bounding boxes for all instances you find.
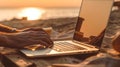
[73,0,114,47]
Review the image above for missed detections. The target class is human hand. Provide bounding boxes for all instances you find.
[6,29,53,48]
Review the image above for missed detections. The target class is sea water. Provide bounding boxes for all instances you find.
[0,7,80,21]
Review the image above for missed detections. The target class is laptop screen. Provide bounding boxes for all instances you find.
[74,0,113,46]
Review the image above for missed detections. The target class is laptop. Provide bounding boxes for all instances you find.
[20,0,114,58]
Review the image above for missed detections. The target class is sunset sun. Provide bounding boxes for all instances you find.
[18,7,45,20]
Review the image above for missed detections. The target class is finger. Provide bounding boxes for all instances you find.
[34,31,53,45]
[52,64,73,67]
[32,28,43,31]
[39,33,50,38]
[21,28,31,32]
[22,27,43,32]
[28,33,51,43]
[40,37,53,46]
[38,40,51,48]
[29,37,53,48]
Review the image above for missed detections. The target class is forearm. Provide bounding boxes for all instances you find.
[0,24,18,33]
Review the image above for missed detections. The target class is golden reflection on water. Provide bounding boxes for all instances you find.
[18,7,45,20]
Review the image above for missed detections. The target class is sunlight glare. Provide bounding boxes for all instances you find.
[18,7,45,20]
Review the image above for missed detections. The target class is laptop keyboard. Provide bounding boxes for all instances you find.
[53,42,86,52]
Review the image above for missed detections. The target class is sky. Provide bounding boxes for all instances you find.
[0,0,119,8]
[0,0,82,8]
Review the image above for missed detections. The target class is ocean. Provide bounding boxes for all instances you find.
[0,7,80,21]
[0,6,117,21]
